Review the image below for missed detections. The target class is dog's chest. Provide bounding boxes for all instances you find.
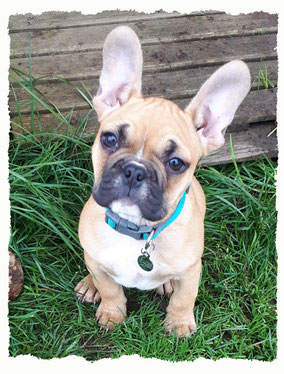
[97,233,176,290]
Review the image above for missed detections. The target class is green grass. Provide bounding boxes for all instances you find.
[8,65,277,361]
[257,64,275,90]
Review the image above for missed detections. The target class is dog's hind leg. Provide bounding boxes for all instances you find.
[156,280,174,297]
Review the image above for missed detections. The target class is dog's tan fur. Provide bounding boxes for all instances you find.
[75,26,251,336]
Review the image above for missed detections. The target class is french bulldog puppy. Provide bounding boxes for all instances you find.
[75,26,251,337]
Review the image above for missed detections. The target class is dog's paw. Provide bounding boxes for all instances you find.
[164,313,197,338]
[75,275,101,304]
[95,302,126,330]
[156,280,174,297]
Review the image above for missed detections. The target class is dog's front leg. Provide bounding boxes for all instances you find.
[165,259,202,337]
[76,250,127,330]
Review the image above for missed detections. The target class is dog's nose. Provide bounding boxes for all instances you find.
[123,162,146,187]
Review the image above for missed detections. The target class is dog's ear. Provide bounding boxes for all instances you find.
[93,26,143,119]
[185,60,251,155]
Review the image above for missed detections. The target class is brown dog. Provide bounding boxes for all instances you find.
[75,26,251,337]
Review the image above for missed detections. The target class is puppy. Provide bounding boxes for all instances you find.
[75,26,251,337]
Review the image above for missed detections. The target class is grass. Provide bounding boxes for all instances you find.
[257,65,275,90]
[8,61,277,362]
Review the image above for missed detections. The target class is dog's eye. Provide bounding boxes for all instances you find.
[101,132,119,150]
[167,157,186,173]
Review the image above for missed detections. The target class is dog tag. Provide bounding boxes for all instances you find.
[138,254,153,272]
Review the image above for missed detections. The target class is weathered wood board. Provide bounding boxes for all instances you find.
[9,10,278,166]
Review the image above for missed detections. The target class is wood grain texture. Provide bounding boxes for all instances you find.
[9,10,278,165]
[9,12,277,58]
[10,88,277,136]
[9,34,277,82]
[199,122,278,166]
[9,10,223,32]
[9,79,277,130]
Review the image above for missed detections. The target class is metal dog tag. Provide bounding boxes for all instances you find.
[138,253,153,272]
[137,230,155,272]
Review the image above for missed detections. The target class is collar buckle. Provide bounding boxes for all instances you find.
[105,209,153,240]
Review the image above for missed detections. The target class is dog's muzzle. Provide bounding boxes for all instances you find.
[92,156,167,222]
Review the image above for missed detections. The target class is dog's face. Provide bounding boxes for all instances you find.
[91,26,250,224]
[92,96,202,223]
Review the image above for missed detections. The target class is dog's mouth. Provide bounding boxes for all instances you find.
[109,198,143,226]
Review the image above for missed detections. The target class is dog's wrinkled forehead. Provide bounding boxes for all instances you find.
[98,96,201,164]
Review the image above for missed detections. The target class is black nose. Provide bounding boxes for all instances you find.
[123,162,146,187]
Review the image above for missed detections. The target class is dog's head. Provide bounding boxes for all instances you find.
[91,26,251,225]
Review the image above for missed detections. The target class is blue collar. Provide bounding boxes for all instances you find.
[105,183,191,241]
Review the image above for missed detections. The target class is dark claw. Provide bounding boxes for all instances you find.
[76,289,88,303]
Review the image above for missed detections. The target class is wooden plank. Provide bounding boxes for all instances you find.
[10,88,277,138]
[9,33,277,82]
[10,57,278,111]
[9,86,277,132]
[177,88,277,132]
[9,58,277,124]
[9,12,277,58]
[199,122,278,166]
[9,10,224,32]
[10,109,97,138]
[142,60,278,101]
[10,26,277,61]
